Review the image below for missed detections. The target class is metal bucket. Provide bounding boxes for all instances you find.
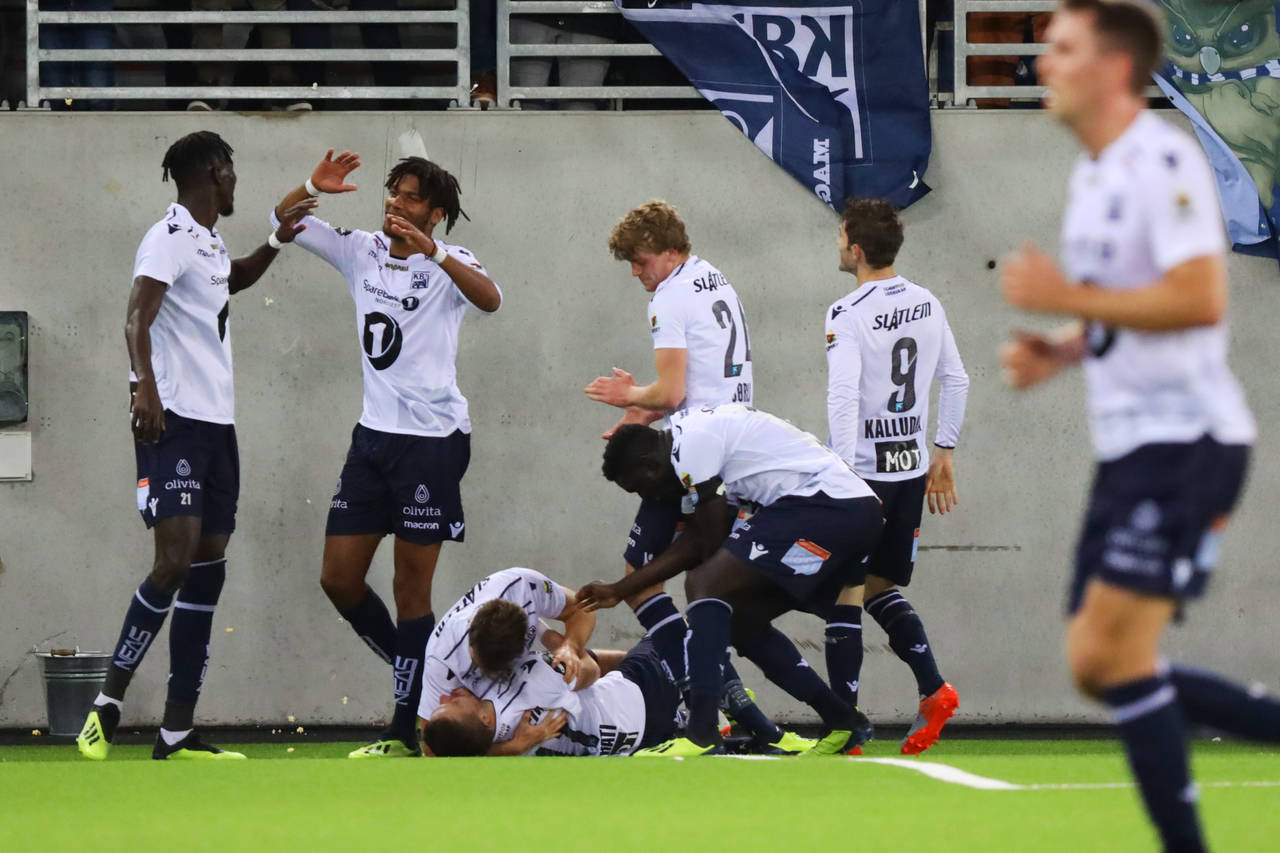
[35,650,110,737]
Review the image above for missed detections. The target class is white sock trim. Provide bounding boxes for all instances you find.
[94,693,123,710]
[160,728,193,746]
[1111,684,1177,725]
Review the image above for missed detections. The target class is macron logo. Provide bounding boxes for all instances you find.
[749,543,768,561]
[450,522,465,539]
[909,644,929,654]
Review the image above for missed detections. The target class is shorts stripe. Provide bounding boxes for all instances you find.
[826,622,862,631]
[646,612,685,635]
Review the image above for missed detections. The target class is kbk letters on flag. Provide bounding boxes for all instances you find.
[616,0,933,210]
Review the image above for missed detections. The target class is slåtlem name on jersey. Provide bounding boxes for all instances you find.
[873,301,931,331]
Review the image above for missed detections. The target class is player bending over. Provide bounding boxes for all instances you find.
[579,404,881,757]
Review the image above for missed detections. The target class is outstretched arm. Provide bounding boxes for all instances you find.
[228,197,318,294]
[577,494,731,610]
[273,148,361,219]
[1002,245,1225,331]
[585,348,688,411]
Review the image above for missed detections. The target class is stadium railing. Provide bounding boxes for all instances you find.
[950,0,1055,105]
[495,0,932,110]
[494,0,698,109]
[948,0,1162,106]
[22,0,473,109]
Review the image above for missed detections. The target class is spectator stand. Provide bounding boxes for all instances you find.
[496,0,699,110]
[22,0,474,110]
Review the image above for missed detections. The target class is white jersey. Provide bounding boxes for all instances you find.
[274,211,501,437]
[670,404,875,509]
[418,568,566,720]
[491,655,647,756]
[130,203,235,424]
[825,276,969,482]
[1060,111,1255,460]
[648,256,753,410]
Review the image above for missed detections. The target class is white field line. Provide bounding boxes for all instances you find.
[846,758,1280,792]
[851,757,1022,790]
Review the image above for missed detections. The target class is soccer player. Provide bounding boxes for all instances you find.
[1000,2,1280,849]
[583,202,793,752]
[422,630,682,758]
[77,131,315,760]
[578,404,881,757]
[271,150,503,757]
[416,567,599,726]
[825,198,969,754]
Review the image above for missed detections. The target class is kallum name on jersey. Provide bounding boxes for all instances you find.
[864,416,923,439]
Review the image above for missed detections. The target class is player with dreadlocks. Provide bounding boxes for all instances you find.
[77,130,315,761]
[270,150,503,758]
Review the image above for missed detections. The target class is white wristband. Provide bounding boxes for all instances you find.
[268,232,284,250]
[430,243,448,265]
[304,177,320,197]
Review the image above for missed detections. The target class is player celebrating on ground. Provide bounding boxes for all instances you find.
[271,150,502,758]
[1001,2,1280,849]
[583,202,793,752]
[77,131,315,761]
[422,628,681,758]
[415,568,598,736]
[825,199,969,754]
[578,405,881,757]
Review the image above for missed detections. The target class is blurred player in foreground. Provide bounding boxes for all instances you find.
[78,131,314,760]
[1001,2,1280,849]
[272,150,502,757]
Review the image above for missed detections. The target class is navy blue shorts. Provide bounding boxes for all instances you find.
[865,475,926,586]
[617,636,682,750]
[1070,437,1249,613]
[725,492,883,609]
[623,498,686,568]
[134,410,239,534]
[325,424,470,545]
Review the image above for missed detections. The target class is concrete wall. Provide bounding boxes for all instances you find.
[1,109,1277,728]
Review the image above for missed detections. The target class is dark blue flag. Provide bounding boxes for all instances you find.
[617,0,932,210]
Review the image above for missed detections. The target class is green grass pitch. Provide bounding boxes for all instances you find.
[1,739,1276,852]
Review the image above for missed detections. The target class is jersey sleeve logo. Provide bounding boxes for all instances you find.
[650,314,660,333]
[826,330,837,350]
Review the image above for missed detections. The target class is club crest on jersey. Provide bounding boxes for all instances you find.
[415,484,430,504]
[411,271,429,289]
